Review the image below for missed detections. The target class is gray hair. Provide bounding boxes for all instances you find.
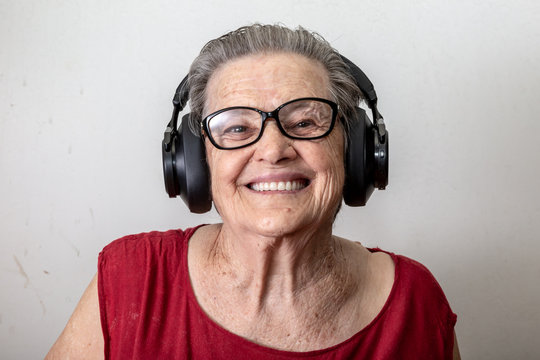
[187,24,363,134]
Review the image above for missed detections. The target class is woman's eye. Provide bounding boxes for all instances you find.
[288,119,317,131]
[295,120,314,128]
[224,125,247,134]
[219,124,258,141]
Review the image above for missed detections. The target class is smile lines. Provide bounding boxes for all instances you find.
[249,180,308,192]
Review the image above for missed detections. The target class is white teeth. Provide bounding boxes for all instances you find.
[250,180,306,192]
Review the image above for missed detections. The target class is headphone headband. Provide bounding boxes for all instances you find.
[173,76,189,110]
[172,55,377,113]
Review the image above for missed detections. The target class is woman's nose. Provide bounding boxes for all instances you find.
[253,120,297,164]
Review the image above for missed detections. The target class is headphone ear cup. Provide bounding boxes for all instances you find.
[170,114,212,213]
[162,130,180,198]
[343,107,375,206]
[373,129,389,190]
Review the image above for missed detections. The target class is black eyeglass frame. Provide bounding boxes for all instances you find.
[201,97,339,150]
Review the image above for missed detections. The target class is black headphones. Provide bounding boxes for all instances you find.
[162,55,388,213]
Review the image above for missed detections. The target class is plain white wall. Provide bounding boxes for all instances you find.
[1,0,539,358]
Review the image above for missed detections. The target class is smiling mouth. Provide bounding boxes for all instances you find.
[248,179,309,192]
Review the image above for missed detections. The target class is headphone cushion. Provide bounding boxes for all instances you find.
[173,114,212,213]
[343,108,375,206]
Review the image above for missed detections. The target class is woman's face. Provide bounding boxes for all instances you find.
[204,53,345,237]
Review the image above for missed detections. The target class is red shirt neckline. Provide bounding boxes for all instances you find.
[182,226,400,356]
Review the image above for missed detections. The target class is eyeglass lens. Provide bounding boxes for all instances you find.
[206,99,334,149]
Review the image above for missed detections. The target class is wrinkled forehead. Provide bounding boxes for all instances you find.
[204,53,331,116]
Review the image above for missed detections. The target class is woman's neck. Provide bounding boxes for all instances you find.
[188,223,393,351]
[199,222,361,317]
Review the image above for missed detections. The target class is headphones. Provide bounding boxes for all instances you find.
[162,55,388,213]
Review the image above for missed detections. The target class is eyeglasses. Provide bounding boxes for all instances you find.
[202,97,339,150]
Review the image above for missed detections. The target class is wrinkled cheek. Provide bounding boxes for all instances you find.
[206,153,223,212]
[328,169,346,206]
[322,139,346,203]
[318,130,346,211]
[209,174,219,211]
[209,171,227,213]
[314,166,345,221]
[205,171,218,213]
[208,165,243,218]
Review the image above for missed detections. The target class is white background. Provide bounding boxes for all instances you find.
[1,0,539,358]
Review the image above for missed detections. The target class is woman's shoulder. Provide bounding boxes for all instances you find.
[100,226,201,257]
[98,226,205,277]
[387,250,453,306]
[101,228,183,249]
[344,241,456,323]
[373,248,457,331]
[365,247,444,286]
[333,239,450,302]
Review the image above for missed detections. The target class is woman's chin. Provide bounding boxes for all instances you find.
[235,210,319,239]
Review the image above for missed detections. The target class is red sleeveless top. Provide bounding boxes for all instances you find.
[98,227,457,359]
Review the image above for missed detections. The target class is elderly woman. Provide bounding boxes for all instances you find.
[47,24,460,359]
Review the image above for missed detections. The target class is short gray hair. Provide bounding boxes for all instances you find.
[187,24,363,134]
